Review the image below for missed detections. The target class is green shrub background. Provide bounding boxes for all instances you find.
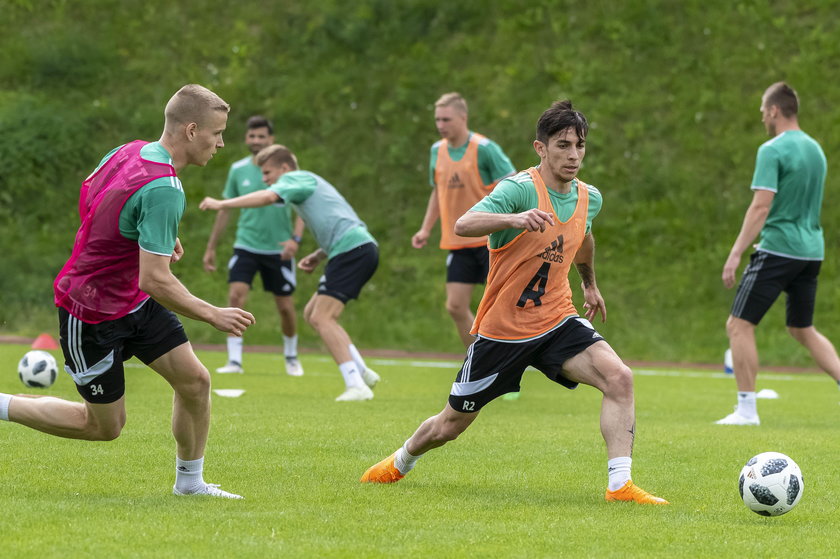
[2,0,839,365]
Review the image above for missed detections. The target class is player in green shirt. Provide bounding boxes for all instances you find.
[203,116,305,377]
[471,171,603,246]
[717,82,840,426]
[200,145,381,402]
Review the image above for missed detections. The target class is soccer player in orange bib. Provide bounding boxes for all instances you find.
[362,100,668,504]
[412,93,515,349]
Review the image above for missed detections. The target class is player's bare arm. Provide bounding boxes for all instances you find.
[138,250,255,335]
[199,189,280,211]
[455,208,555,237]
[573,233,606,323]
[412,189,441,248]
[298,248,327,273]
[722,189,775,289]
[203,209,231,271]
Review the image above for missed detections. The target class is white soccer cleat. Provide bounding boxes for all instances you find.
[361,367,380,388]
[215,362,243,374]
[173,483,243,499]
[715,411,760,426]
[285,357,304,377]
[335,385,374,402]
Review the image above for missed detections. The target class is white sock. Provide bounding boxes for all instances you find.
[339,361,364,389]
[0,393,11,421]
[227,336,243,365]
[348,344,367,372]
[175,456,205,493]
[284,335,298,359]
[394,443,422,474]
[736,391,757,418]
[608,456,632,491]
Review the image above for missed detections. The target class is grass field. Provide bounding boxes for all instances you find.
[1,342,838,558]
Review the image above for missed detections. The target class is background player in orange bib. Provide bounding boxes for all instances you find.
[363,100,667,505]
[412,93,515,349]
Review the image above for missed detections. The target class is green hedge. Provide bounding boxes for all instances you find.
[3,0,840,365]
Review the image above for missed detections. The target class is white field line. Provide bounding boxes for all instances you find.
[633,368,825,382]
[365,359,825,382]
[128,357,826,382]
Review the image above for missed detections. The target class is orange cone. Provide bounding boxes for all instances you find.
[32,333,59,350]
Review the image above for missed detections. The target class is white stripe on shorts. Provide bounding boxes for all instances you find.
[460,342,475,383]
[450,373,499,397]
[69,315,87,372]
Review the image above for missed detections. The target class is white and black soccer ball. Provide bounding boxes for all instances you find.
[17,350,58,388]
[739,452,804,516]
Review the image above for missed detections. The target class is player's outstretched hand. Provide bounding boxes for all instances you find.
[202,248,216,272]
[280,239,299,260]
[581,282,607,323]
[513,209,555,232]
[298,250,326,273]
[411,230,429,249]
[721,253,741,289]
[212,307,255,336]
[199,197,223,211]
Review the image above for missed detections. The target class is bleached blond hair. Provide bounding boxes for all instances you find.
[164,84,229,132]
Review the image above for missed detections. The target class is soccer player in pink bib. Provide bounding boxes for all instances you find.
[0,84,254,499]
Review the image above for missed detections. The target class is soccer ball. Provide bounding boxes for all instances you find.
[17,350,58,388]
[739,452,804,516]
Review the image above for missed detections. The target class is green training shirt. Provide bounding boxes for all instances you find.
[269,170,375,258]
[89,142,184,256]
[223,156,294,254]
[751,130,826,260]
[428,132,515,187]
[470,169,603,250]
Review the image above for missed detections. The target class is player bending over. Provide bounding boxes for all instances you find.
[200,145,380,402]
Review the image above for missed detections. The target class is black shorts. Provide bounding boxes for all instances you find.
[228,248,296,296]
[446,246,489,284]
[57,299,188,404]
[448,317,604,413]
[731,251,821,327]
[318,242,379,303]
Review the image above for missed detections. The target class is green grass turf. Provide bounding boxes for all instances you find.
[1,343,838,558]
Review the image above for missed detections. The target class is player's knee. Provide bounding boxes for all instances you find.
[279,305,296,322]
[726,316,751,339]
[86,415,125,441]
[93,423,123,441]
[604,364,634,399]
[431,424,460,444]
[445,299,468,318]
[175,366,211,402]
[725,316,737,337]
[306,311,331,332]
[786,325,812,344]
[431,415,470,444]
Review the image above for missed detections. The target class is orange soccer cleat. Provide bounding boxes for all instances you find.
[605,481,669,505]
[360,453,405,484]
